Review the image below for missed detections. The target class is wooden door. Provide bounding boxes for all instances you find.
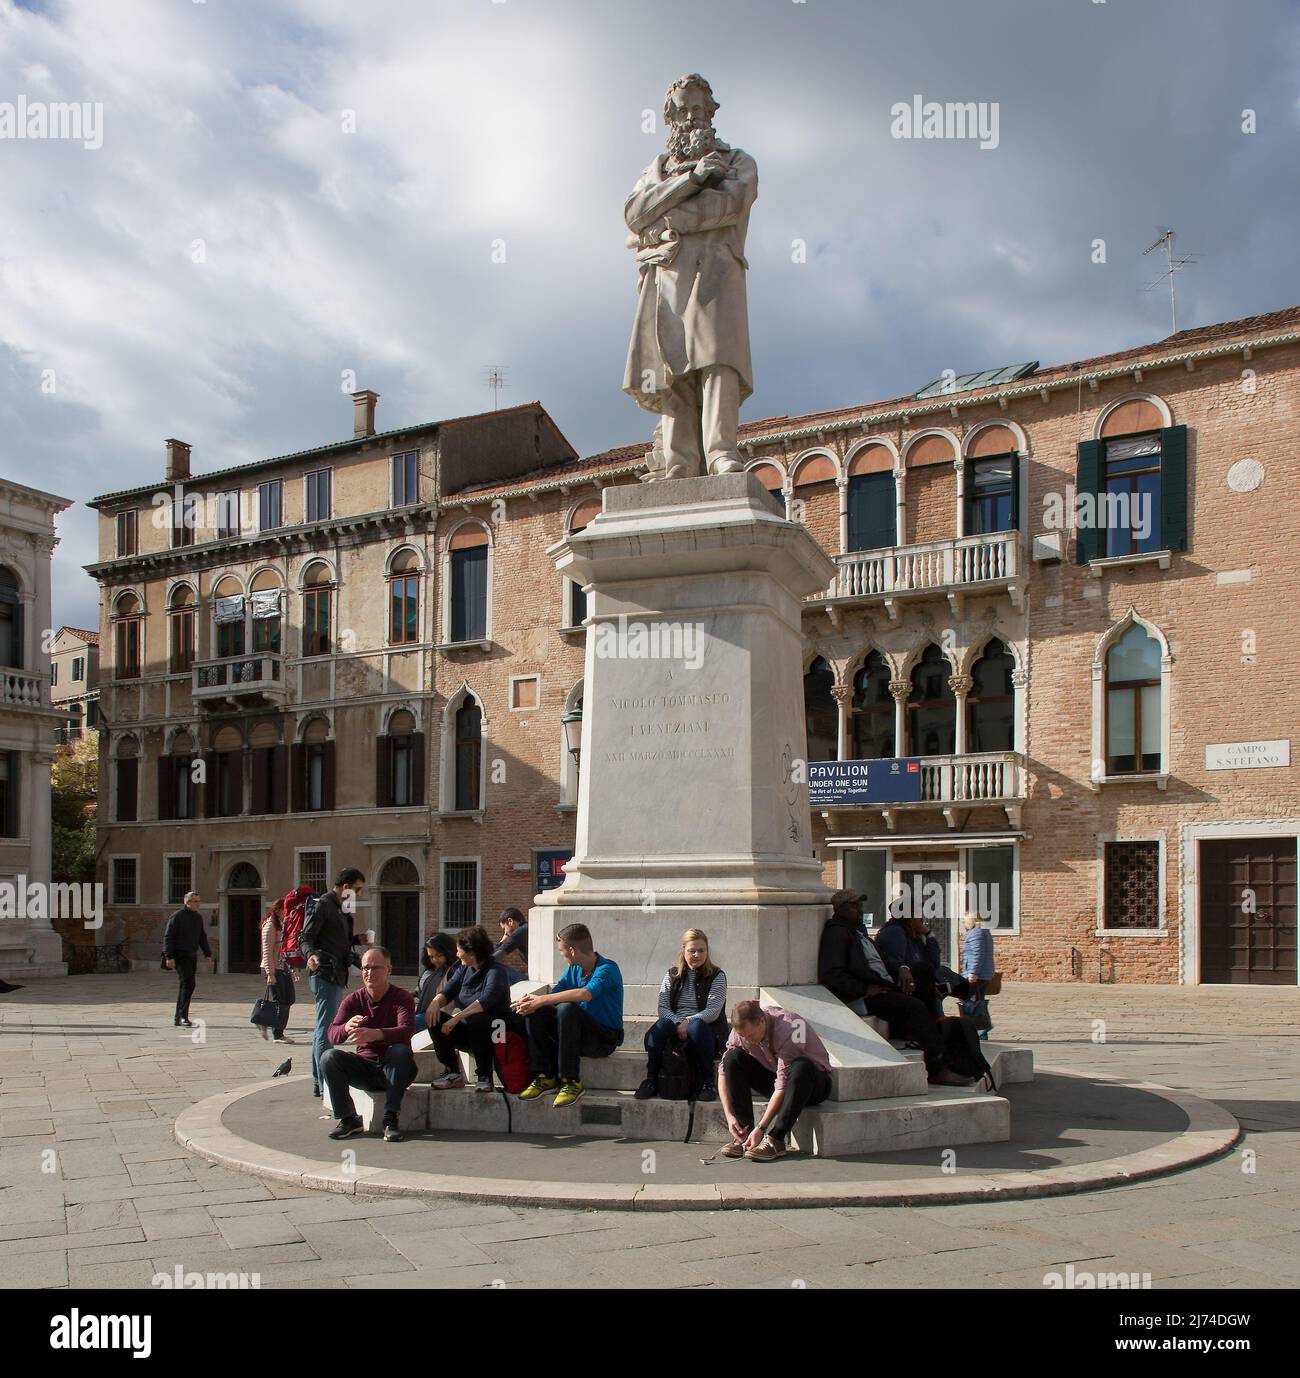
[382,892,421,975]
[1200,838,1297,985]
[898,868,954,966]
[226,895,264,974]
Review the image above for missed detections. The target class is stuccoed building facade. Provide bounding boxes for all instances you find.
[87,308,1300,985]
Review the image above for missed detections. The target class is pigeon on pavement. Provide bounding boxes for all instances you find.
[272,1058,292,1077]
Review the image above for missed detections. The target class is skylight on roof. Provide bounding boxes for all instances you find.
[913,361,1038,400]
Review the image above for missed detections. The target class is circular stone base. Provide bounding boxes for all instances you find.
[175,1068,1239,1211]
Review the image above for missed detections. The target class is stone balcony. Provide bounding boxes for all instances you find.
[823,750,1026,829]
[813,530,1023,620]
[1,668,66,720]
[192,653,286,710]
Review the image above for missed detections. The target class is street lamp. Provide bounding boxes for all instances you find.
[561,704,583,770]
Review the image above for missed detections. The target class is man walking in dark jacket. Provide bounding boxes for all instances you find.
[301,867,370,1099]
[818,889,973,1087]
[163,891,211,1028]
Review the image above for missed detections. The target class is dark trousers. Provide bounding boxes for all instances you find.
[720,1048,831,1142]
[909,960,971,1017]
[864,989,948,1074]
[173,953,198,1022]
[319,1043,416,1121]
[526,1002,619,1081]
[644,1016,717,1088]
[269,970,295,1038]
[432,1012,497,1081]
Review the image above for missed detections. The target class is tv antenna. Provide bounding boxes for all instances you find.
[485,366,507,410]
[1142,229,1199,334]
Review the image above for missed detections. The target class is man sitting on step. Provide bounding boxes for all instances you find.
[512,923,624,1108]
[818,889,975,1088]
[717,1000,833,1162]
[320,946,417,1143]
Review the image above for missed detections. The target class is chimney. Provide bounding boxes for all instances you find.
[352,390,380,439]
[165,438,191,483]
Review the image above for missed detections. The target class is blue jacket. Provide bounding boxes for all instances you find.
[961,925,995,979]
[875,920,941,980]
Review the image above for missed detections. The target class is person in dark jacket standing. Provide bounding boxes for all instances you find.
[818,890,973,1087]
[163,891,211,1028]
[301,867,370,1099]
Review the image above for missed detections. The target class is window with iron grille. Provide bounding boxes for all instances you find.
[298,850,327,892]
[112,857,137,905]
[1104,841,1161,929]
[167,856,192,906]
[443,860,478,926]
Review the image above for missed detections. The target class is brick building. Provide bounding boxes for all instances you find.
[49,626,99,741]
[85,307,1300,985]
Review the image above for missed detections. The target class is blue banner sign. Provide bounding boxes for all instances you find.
[535,849,573,893]
[808,758,923,807]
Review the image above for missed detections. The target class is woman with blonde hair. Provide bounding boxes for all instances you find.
[259,896,298,1044]
[635,928,728,1102]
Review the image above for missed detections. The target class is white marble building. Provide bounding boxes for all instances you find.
[0,478,71,978]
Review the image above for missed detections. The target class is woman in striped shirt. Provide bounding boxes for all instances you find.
[259,897,298,1043]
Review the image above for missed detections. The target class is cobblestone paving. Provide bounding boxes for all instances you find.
[0,974,1295,1289]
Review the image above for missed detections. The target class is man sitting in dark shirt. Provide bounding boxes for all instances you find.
[875,909,972,1015]
[818,890,973,1087]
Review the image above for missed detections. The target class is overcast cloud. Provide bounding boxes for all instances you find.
[1,0,1297,631]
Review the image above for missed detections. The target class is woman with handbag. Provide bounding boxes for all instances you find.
[258,897,298,1044]
[959,912,996,1041]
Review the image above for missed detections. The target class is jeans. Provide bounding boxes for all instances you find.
[173,953,198,1022]
[526,1002,620,1081]
[309,974,347,1092]
[720,1048,831,1142]
[432,1011,498,1081]
[644,1016,717,1089]
[319,1044,416,1122]
[863,989,948,1075]
[267,970,295,1038]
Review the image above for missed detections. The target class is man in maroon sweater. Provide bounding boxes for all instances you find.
[320,946,416,1142]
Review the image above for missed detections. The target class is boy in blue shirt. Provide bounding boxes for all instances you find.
[512,923,624,1106]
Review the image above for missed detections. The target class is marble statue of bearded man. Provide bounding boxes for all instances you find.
[623,74,758,480]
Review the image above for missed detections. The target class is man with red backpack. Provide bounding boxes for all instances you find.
[280,884,314,972]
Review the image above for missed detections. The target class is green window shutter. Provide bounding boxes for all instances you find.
[962,457,975,535]
[1009,454,1021,531]
[1075,440,1103,563]
[1159,424,1189,552]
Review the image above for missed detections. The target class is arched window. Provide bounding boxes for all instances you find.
[804,656,838,763]
[377,707,424,808]
[964,425,1021,536]
[851,652,895,759]
[380,856,419,886]
[113,592,142,680]
[387,549,421,646]
[227,862,261,890]
[908,645,955,757]
[565,500,601,628]
[846,446,897,552]
[302,562,333,657]
[968,639,1015,753]
[115,734,139,822]
[454,694,482,810]
[159,730,195,821]
[0,567,21,669]
[295,716,334,812]
[250,570,282,655]
[447,525,489,644]
[168,585,195,674]
[1105,624,1162,774]
[213,575,245,659]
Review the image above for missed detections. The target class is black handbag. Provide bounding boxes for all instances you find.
[656,1042,693,1101]
[250,986,282,1029]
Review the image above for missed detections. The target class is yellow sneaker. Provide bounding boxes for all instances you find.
[518,1075,558,1100]
[553,1079,584,1108]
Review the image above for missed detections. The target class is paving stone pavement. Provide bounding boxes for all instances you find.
[0,973,1295,1290]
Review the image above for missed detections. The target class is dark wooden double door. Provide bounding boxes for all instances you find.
[1200,837,1297,985]
[227,894,264,973]
[382,892,421,975]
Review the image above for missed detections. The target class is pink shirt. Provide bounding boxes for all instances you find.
[723,1005,831,1090]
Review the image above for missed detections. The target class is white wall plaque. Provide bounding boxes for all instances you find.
[1205,740,1290,770]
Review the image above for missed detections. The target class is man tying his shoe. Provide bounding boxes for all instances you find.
[320,946,416,1143]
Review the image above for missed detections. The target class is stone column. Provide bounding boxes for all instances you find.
[893,463,907,545]
[953,456,967,538]
[950,673,973,755]
[832,681,852,759]
[836,474,849,554]
[889,679,910,756]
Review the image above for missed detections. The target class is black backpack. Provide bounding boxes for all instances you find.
[938,1014,996,1091]
[656,1042,693,1101]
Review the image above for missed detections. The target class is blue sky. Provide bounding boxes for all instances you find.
[1,0,1297,630]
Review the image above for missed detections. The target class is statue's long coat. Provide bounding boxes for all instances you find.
[622,143,758,412]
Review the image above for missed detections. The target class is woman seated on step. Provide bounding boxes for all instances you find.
[635,928,728,1103]
[426,925,515,1093]
[414,932,459,1035]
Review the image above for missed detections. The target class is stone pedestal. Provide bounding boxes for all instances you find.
[530,473,836,1003]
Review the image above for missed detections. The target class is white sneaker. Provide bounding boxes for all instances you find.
[432,1071,466,1090]
[474,1076,494,1093]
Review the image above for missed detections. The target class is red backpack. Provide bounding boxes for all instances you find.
[493,1030,530,1094]
[281,885,315,969]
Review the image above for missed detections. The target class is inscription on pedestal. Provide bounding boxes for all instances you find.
[604,691,738,766]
